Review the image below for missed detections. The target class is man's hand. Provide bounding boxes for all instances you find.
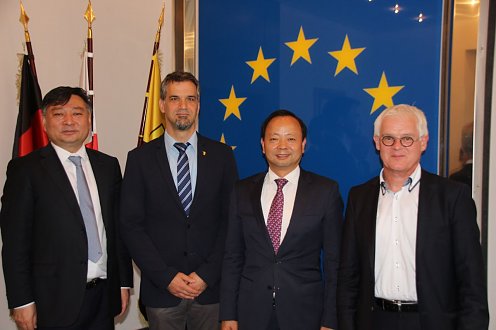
[118,288,130,317]
[221,320,238,330]
[187,272,208,295]
[11,304,37,330]
[167,272,201,299]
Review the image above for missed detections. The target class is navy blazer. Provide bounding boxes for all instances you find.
[337,170,489,330]
[120,134,238,307]
[220,169,343,329]
[0,145,133,327]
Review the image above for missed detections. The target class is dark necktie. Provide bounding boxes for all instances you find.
[267,178,288,254]
[68,156,102,262]
[174,142,193,216]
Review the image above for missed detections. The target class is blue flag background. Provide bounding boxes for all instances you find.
[199,0,443,198]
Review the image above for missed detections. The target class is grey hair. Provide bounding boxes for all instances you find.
[373,104,428,137]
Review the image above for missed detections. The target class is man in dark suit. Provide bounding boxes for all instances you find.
[1,87,133,330]
[337,104,489,330]
[220,110,343,330]
[120,71,238,329]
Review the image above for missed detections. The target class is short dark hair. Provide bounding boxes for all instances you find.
[260,109,307,140]
[41,86,92,115]
[160,71,200,100]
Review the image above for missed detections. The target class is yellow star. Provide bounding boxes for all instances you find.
[364,72,404,114]
[328,35,365,76]
[220,134,237,150]
[284,26,318,66]
[219,85,247,120]
[246,47,276,83]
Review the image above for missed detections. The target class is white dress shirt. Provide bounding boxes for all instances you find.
[374,164,421,302]
[261,167,300,243]
[52,143,108,281]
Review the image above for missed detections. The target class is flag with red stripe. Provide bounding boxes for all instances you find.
[12,55,48,158]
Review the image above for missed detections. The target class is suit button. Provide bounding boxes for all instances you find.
[187,224,191,229]
[184,252,188,256]
[267,285,272,290]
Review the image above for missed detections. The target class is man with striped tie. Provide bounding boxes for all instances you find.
[120,72,238,330]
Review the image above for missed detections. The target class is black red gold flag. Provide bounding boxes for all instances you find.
[12,55,48,158]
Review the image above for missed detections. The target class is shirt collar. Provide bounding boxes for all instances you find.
[267,166,300,185]
[163,130,198,153]
[51,142,88,162]
[380,164,422,195]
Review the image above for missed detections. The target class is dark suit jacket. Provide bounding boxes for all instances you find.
[0,144,133,328]
[220,169,343,329]
[337,170,489,330]
[120,134,238,307]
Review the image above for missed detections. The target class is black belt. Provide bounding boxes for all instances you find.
[374,298,418,312]
[86,278,105,289]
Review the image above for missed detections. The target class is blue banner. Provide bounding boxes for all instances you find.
[199,0,443,198]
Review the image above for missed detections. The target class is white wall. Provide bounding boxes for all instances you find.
[0,1,174,329]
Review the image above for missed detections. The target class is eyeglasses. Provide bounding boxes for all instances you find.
[381,135,418,147]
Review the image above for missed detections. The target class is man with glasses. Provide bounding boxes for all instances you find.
[337,104,488,330]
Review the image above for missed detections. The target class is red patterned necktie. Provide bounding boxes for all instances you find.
[267,178,288,254]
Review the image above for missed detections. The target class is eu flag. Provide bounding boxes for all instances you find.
[199,0,443,197]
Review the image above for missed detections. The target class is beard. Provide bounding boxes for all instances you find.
[175,118,194,131]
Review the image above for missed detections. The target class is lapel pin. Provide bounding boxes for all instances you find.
[202,150,207,156]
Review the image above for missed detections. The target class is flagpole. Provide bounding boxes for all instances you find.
[19,1,37,77]
[138,4,165,147]
[15,1,49,157]
[84,0,95,105]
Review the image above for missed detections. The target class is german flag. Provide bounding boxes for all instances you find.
[12,55,48,158]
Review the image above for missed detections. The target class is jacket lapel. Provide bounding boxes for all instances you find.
[249,173,274,252]
[87,150,109,228]
[40,145,83,223]
[153,138,185,212]
[277,169,310,253]
[189,135,208,217]
[415,170,435,266]
[365,181,380,274]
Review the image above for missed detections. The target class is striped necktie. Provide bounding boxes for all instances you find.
[174,142,193,216]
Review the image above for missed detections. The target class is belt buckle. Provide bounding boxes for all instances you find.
[86,278,100,289]
[393,300,402,312]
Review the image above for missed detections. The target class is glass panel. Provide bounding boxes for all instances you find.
[448,0,480,188]
[184,0,196,74]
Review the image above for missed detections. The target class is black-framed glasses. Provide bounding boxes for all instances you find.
[381,135,418,147]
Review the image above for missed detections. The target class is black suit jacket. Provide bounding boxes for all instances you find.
[337,170,489,330]
[220,169,343,329]
[120,134,238,307]
[0,145,133,328]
